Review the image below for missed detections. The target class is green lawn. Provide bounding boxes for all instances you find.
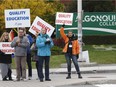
[11,45,116,68]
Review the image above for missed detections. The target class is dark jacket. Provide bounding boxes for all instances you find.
[0,39,12,64]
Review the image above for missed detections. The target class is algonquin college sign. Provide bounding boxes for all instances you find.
[56,12,116,37]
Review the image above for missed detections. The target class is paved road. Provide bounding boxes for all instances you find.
[0,69,116,87]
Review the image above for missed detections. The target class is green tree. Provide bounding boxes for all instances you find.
[0,0,64,34]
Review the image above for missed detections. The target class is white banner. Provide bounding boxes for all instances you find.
[0,42,14,54]
[55,12,73,25]
[5,9,30,28]
[29,16,55,37]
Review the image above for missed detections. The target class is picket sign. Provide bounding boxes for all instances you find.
[0,42,14,54]
[29,16,55,37]
[55,12,73,25]
[5,9,30,28]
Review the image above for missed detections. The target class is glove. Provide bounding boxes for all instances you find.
[45,41,50,44]
[45,38,50,44]
[62,24,65,27]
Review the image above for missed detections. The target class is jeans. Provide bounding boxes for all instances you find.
[38,56,50,80]
[27,53,32,77]
[65,53,80,74]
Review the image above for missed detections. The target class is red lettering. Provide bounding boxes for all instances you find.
[58,14,71,18]
[37,21,51,32]
[56,20,72,24]
[32,25,40,33]
[2,44,10,47]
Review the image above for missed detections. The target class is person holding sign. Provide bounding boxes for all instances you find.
[11,28,30,81]
[36,28,54,82]
[60,25,82,79]
[0,32,13,81]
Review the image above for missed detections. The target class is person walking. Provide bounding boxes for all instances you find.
[0,32,13,81]
[36,28,54,82]
[11,28,30,81]
[60,25,82,79]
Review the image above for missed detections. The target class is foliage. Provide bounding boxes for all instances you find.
[83,0,115,12]
[53,38,65,48]
[0,0,64,34]
[64,0,116,12]
[51,46,63,55]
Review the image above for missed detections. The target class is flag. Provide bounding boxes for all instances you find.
[9,30,14,41]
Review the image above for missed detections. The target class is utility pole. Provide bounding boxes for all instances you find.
[77,0,83,61]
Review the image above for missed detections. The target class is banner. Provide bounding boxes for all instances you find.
[5,9,30,28]
[29,16,55,37]
[55,12,73,25]
[56,12,116,37]
[0,42,14,54]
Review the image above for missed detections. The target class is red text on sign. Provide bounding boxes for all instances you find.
[37,21,51,32]
[32,25,40,33]
[58,14,71,18]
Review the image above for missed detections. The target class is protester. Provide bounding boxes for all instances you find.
[0,32,13,81]
[60,25,82,79]
[11,28,30,81]
[25,31,34,80]
[31,38,39,79]
[36,28,54,82]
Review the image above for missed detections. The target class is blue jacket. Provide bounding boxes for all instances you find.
[26,34,34,54]
[36,34,54,56]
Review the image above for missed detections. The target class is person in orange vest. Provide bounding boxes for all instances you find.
[60,25,82,79]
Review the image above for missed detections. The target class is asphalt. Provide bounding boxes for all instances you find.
[0,63,116,87]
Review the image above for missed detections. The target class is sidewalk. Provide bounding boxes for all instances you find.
[50,64,116,74]
[0,64,116,87]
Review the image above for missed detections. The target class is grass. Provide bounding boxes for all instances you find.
[11,45,116,68]
[83,45,116,64]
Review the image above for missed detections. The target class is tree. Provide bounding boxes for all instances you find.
[0,0,64,34]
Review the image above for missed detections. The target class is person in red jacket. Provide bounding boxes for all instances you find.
[60,25,82,79]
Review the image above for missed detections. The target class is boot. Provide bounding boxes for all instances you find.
[66,73,71,79]
[78,73,82,79]
[3,76,8,81]
[8,68,13,81]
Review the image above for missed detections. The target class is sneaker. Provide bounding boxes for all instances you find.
[22,78,27,81]
[45,79,51,81]
[14,79,20,82]
[40,79,43,82]
[78,75,82,79]
[9,78,13,81]
[3,78,8,81]
[66,76,71,79]
[28,77,32,80]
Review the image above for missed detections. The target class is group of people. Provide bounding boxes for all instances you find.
[0,25,82,82]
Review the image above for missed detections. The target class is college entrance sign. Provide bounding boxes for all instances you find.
[56,12,116,37]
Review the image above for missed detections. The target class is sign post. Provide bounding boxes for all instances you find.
[78,0,83,61]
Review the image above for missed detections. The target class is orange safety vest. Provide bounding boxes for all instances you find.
[60,27,80,55]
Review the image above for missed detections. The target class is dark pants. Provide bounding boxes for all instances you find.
[7,68,12,79]
[65,53,80,74]
[36,61,39,77]
[38,56,50,80]
[27,53,32,77]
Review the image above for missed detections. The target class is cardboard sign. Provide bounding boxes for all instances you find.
[5,9,30,28]
[0,42,14,54]
[29,16,55,37]
[55,12,73,25]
